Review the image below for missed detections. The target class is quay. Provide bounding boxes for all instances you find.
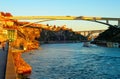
[0,42,16,79]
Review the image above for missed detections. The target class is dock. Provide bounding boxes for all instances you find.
[0,42,17,79]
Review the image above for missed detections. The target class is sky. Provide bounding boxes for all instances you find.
[0,0,120,31]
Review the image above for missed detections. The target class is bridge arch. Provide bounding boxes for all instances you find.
[12,16,120,28]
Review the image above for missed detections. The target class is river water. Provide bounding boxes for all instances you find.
[22,43,120,79]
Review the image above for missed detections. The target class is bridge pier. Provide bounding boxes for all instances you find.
[118,20,120,27]
[106,20,109,24]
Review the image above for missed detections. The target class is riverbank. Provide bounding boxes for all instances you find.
[5,44,32,79]
[11,49,32,79]
[91,41,120,48]
[39,41,88,44]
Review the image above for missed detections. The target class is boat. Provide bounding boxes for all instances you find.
[83,42,91,47]
[107,42,119,48]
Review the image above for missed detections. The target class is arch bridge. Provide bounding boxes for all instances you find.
[11,16,120,28]
[76,29,106,37]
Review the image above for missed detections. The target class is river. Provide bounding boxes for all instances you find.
[22,43,120,79]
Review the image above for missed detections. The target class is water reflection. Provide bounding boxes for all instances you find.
[22,43,120,79]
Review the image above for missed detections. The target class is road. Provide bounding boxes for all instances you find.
[0,43,8,79]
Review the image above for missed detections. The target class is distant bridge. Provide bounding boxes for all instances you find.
[76,29,106,37]
[11,16,120,28]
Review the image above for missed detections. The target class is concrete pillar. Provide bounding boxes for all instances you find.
[84,32,86,36]
[118,20,120,27]
[106,20,109,24]
[86,31,89,36]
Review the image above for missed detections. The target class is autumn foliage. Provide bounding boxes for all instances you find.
[12,52,32,74]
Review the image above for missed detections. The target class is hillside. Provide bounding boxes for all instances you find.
[94,26,120,43]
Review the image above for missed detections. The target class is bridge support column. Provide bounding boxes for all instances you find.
[118,20,120,27]
[84,32,86,36]
[106,20,109,24]
[84,32,87,36]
